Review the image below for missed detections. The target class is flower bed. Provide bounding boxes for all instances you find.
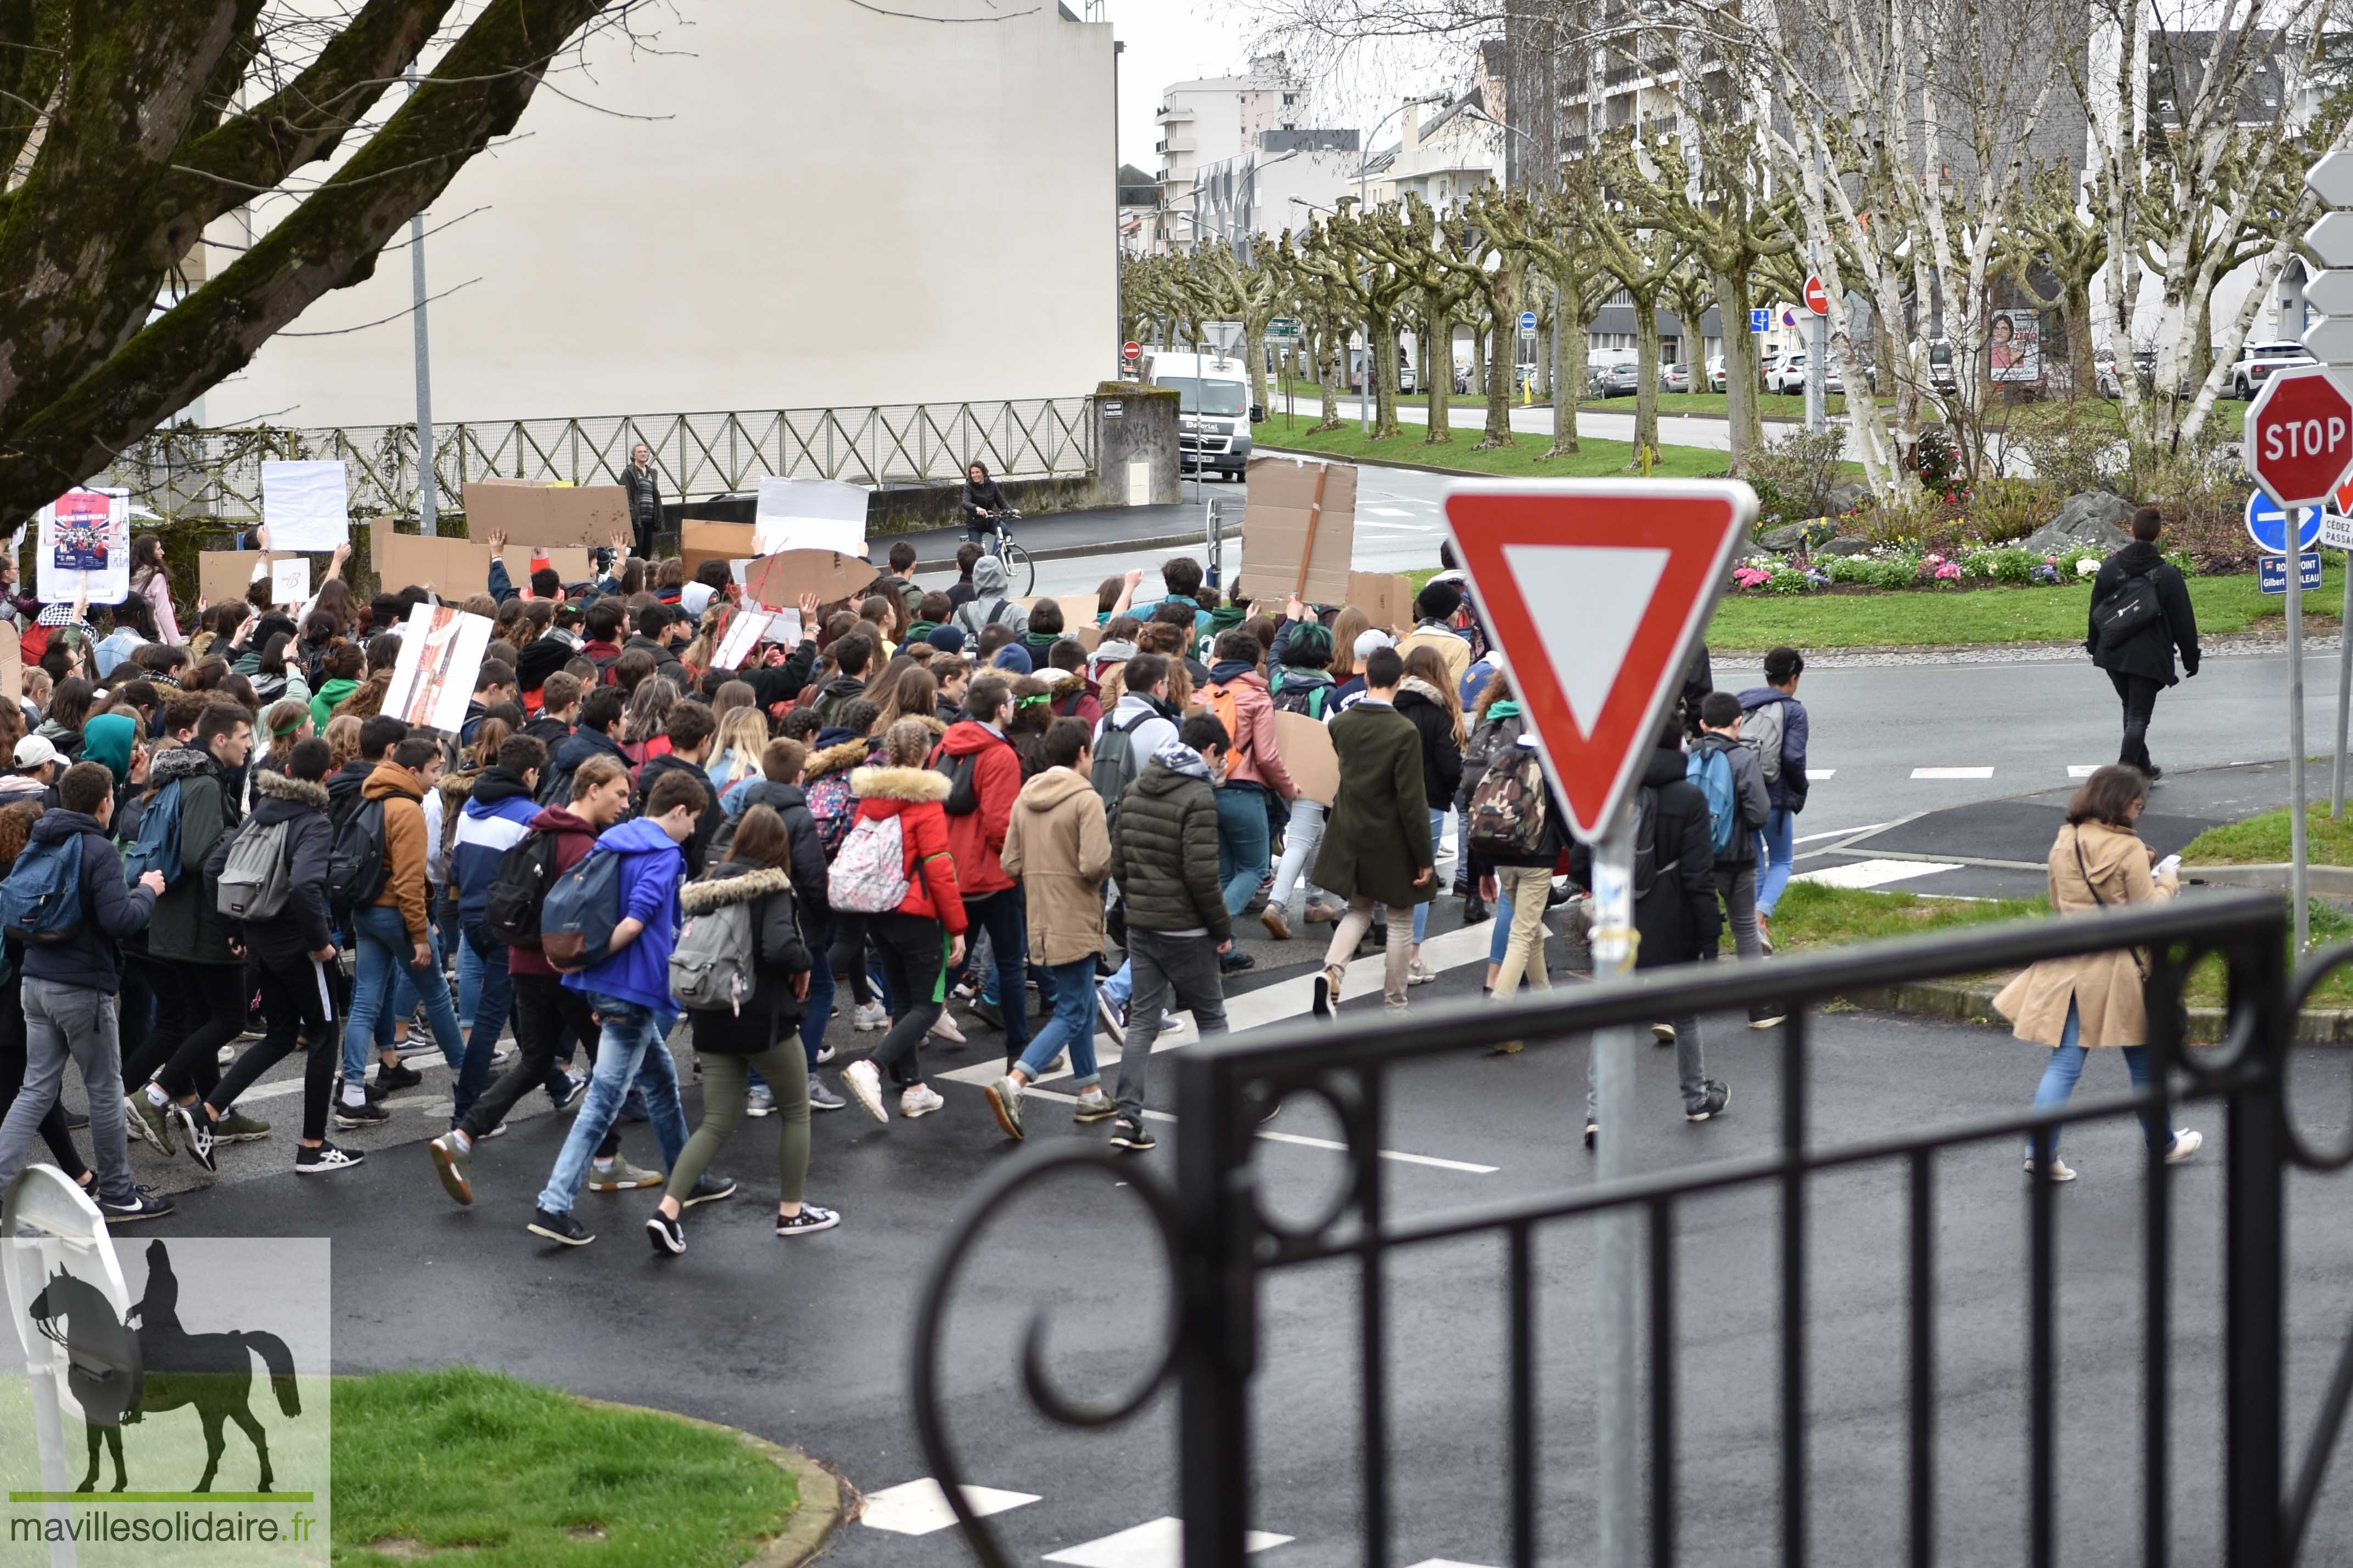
[1728,540,2199,597]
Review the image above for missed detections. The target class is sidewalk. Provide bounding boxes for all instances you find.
[895,495,1234,572]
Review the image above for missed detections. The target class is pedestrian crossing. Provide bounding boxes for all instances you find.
[1792,857,1962,891]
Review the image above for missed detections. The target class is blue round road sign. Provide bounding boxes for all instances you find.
[1518,311,1537,332]
[2246,489,2324,554]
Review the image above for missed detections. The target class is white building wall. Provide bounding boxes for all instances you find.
[204,2,1116,429]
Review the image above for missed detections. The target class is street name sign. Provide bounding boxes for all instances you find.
[1803,276,1831,314]
[2311,150,2353,209]
[1440,480,1756,840]
[2311,269,2353,321]
[2262,552,2323,593]
[2310,211,2353,271]
[2246,489,2324,554]
[2247,366,2353,508]
[2308,317,2353,367]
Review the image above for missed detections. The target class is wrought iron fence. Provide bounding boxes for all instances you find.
[914,891,2353,1566]
[91,398,1099,526]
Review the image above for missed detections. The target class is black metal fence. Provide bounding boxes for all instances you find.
[913,890,2353,1566]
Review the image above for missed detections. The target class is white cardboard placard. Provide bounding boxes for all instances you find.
[270,557,312,606]
[753,476,867,557]
[260,460,350,550]
[380,603,493,734]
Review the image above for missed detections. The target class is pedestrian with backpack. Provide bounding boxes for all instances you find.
[1461,668,1528,950]
[1738,647,1811,952]
[2085,505,2200,781]
[986,718,1117,1138]
[1311,648,1435,1019]
[540,684,628,807]
[449,733,561,1112]
[1570,716,1730,1144]
[833,718,968,1123]
[428,755,637,1204]
[1396,644,1466,983]
[1087,653,1186,1035]
[1200,631,1296,969]
[950,555,1030,648]
[124,702,273,1160]
[928,676,1029,1067]
[1263,625,1346,941]
[647,804,838,1254]
[1691,691,1776,1026]
[332,736,472,1132]
[187,739,362,1174]
[0,762,172,1222]
[1468,728,1565,1016]
[529,768,729,1246]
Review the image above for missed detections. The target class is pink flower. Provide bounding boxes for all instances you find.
[1934,561,1962,580]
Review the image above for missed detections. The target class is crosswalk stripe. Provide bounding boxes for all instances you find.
[1911,767,1995,779]
[1793,858,1961,890]
[1043,1518,1292,1566]
[858,1478,1039,1536]
[2068,764,2101,777]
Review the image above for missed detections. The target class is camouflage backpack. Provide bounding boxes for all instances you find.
[1466,744,1549,861]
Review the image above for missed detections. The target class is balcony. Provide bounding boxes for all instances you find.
[1157,134,1196,155]
[1157,102,1194,122]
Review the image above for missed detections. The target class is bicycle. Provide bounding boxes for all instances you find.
[970,509,1035,597]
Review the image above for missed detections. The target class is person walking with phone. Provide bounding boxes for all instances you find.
[2085,506,2200,780]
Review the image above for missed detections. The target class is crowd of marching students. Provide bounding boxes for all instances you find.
[0,518,1856,1254]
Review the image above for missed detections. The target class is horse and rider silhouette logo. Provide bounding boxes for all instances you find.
[24,1239,298,1493]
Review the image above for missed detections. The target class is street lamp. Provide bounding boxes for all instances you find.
[1354,92,1450,434]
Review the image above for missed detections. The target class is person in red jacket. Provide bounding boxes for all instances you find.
[839,718,970,1123]
[926,675,1030,1067]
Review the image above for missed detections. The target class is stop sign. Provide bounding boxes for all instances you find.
[2249,367,2353,508]
[1803,276,1830,315]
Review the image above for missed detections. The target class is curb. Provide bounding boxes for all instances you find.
[575,1397,848,1566]
[2183,862,2353,895]
[1256,437,1533,480]
[916,520,1238,576]
[1842,977,2353,1044]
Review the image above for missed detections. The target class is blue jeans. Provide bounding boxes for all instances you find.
[2030,1000,2164,1155]
[961,890,1030,1059]
[1756,807,1797,917]
[1215,785,1273,918]
[1102,960,1130,1008]
[1412,807,1447,944]
[341,904,468,1106]
[799,943,837,1070]
[536,995,691,1215]
[1014,956,1102,1089]
[1489,891,1515,964]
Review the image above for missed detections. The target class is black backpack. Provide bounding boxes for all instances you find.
[939,734,1012,817]
[1629,786,1682,902]
[326,797,389,913]
[2093,570,2162,649]
[1091,710,1156,835]
[484,829,562,949]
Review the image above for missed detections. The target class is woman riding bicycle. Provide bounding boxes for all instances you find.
[962,462,1011,545]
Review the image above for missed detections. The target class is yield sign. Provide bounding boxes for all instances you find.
[1442,480,1757,841]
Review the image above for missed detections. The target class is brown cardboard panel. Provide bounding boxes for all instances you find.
[199,550,292,605]
[526,546,596,584]
[679,522,761,575]
[462,482,628,548]
[1239,453,1355,605]
[371,525,494,598]
[1271,709,1338,806]
[0,622,21,704]
[1348,571,1417,632]
[1014,595,1103,641]
[744,549,878,610]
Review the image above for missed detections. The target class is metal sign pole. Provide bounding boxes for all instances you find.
[2337,550,2353,817]
[1586,803,1640,1568]
[2290,543,2311,952]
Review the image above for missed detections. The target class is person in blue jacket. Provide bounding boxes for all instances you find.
[528,767,732,1247]
[1738,646,1812,948]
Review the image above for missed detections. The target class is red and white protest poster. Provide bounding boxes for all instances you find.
[381,604,494,734]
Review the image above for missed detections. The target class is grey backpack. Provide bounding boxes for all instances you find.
[215,817,295,922]
[670,891,762,1015]
[1742,698,1786,785]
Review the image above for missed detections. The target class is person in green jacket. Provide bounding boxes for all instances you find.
[1312,645,1434,1019]
[309,642,362,730]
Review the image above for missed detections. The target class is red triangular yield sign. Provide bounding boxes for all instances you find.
[1442,481,1756,841]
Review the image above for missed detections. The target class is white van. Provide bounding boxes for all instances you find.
[1146,350,1260,480]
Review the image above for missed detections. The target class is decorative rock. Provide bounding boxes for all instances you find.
[1757,518,1836,553]
[1825,481,1869,515]
[2018,490,2133,557]
[1816,535,1878,557]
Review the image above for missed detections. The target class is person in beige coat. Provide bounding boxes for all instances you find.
[1995,765,2202,1182]
[987,717,1116,1139]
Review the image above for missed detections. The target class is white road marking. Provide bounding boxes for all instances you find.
[2068,765,2101,777]
[1794,858,1962,890]
[1794,818,1899,845]
[1044,1518,1292,1566]
[1257,1129,1498,1175]
[859,1479,1039,1536]
[1808,769,1835,779]
[1910,767,1995,779]
[1407,1561,1502,1568]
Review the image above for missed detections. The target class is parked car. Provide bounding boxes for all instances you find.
[1821,359,1845,395]
[2231,340,2315,398]
[1598,362,1643,398]
[1660,362,1693,392]
[1766,353,1808,395]
[1925,339,1957,393]
[1706,356,1728,392]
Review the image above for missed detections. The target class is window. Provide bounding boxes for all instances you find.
[1283,92,1298,105]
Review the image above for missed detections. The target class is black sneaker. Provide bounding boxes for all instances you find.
[295,1142,366,1174]
[373,1062,423,1093]
[170,1103,216,1174]
[1220,949,1256,973]
[680,1173,736,1209]
[333,1098,389,1129]
[1584,1120,1598,1151]
[100,1187,173,1224]
[527,1207,594,1246]
[646,1211,685,1256]
[1108,1117,1156,1151]
[1748,1005,1786,1030]
[1462,897,1490,926]
[1685,1081,1732,1123]
[776,1203,841,1238]
[971,998,1006,1031]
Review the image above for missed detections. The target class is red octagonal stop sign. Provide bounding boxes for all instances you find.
[2249,366,2353,508]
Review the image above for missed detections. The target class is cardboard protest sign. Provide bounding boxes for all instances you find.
[198,550,291,606]
[713,609,771,670]
[270,558,312,606]
[371,521,595,597]
[744,549,880,610]
[462,481,626,548]
[1236,454,1355,606]
[1347,571,1418,632]
[1271,709,1339,806]
[1015,595,1104,653]
[260,460,350,550]
[753,477,868,557]
[380,603,494,734]
[680,522,760,575]
[0,622,21,704]
[38,488,130,604]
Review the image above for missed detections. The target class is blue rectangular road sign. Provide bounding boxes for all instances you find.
[2260,551,2323,593]
[1749,308,1771,333]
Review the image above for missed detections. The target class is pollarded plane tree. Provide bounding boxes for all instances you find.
[0,0,661,527]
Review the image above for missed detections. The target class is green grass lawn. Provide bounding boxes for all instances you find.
[2182,804,2353,866]
[333,1368,800,1567]
[1257,421,1734,480]
[1264,383,1863,420]
[1706,559,2340,649]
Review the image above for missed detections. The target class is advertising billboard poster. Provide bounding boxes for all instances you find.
[1990,310,2041,383]
[36,487,130,603]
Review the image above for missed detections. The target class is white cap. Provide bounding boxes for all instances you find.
[680,581,716,617]
[13,734,58,771]
[1353,628,1394,661]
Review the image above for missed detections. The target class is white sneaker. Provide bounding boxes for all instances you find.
[1407,959,1435,986]
[2165,1129,2203,1164]
[899,1084,945,1119]
[841,1059,887,1123]
[929,1012,966,1045]
[2024,1154,2077,1183]
[853,1002,889,1032]
[815,1042,838,1065]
